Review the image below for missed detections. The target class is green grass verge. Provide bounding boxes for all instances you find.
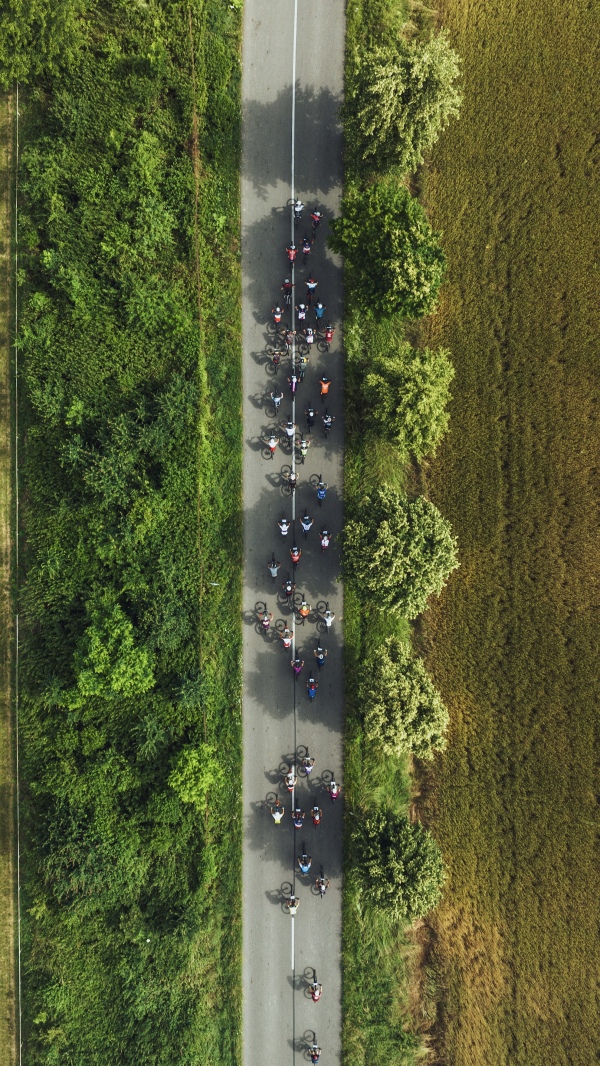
[13,2,242,1062]
[414,0,600,1063]
[343,308,423,1066]
[341,0,458,1062]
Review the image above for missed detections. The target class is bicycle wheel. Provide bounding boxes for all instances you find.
[297,341,310,357]
[317,340,329,354]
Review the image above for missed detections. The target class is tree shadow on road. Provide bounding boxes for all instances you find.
[243,84,343,200]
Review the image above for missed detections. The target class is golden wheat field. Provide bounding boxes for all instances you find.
[415,0,600,1063]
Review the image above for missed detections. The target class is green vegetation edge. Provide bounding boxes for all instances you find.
[341,0,426,1063]
[9,2,243,1062]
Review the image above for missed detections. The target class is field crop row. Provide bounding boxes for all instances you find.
[7,2,243,1062]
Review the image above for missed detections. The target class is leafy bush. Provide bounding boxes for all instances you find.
[0,0,90,85]
[363,341,454,459]
[346,33,462,175]
[353,810,444,921]
[343,488,459,617]
[360,636,449,758]
[328,179,446,318]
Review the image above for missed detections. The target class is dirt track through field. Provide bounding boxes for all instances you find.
[241,2,345,1063]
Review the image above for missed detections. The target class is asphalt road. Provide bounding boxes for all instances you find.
[241,3,345,1065]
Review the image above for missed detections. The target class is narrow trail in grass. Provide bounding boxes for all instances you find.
[0,88,17,1066]
[240,0,345,1062]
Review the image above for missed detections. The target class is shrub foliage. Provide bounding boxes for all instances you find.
[360,637,449,758]
[328,179,446,318]
[363,341,454,459]
[343,488,459,618]
[353,810,445,922]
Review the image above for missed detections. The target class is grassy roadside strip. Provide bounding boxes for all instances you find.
[9,2,242,1062]
[341,0,455,1063]
[0,89,17,1066]
[342,312,421,1066]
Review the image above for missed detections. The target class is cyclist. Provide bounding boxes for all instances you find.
[328,778,340,801]
[314,300,326,321]
[282,765,297,791]
[297,597,311,620]
[271,305,283,325]
[314,644,328,669]
[294,353,309,381]
[290,544,302,567]
[319,606,335,628]
[319,374,331,400]
[301,754,315,775]
[267,557,281,579]
[270,799,285,824]
[281,278,293,300]
[322,411,335,435]
[281,418,297,442]
[324,323,335,345]
[282,577,296,602]
[264,432,278,458]
[285,893,300,915]
[296,301,307,322]
[310,1044,322,1065]
[316,478,328,504]
[292,807,305,828]
[316,874,330,897]
[270,348,282,369]
[300,511,313,537]
[298,436,310,462]
[311,804,322,826]
[278,625,293,649]
[270,387,284,412]
[286,243,297,263]
[302,234,312,262]
[291,656,305,678]
[310,977,323,1002]
[311,209,323,236]
[286,470,298,493]
[278,515,291,536]
[284,327,296,351]
[304,326,315,348]
[306,675,318,701]
[259,609,273,632]
[298,846,312,875]
[306,274,318,303]
[305,404,316,431]
[293,198,304,222]
[288,372,298,395]
[320,529,331,552]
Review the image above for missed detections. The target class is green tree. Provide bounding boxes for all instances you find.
[347,33,462,175]
[328,179,446,318]
[343,488,458,617]
[354,810,444,921]
[363,341,454,459]
[169,744,225,810]
[360,636,449,758]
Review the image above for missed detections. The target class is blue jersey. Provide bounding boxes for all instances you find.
[317,486,326,500]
